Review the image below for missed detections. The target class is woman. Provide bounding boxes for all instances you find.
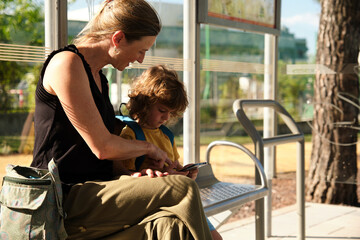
[31,0,212,239]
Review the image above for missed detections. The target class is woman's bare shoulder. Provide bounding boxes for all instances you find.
[48,50,83,70]
[43,50,87,95]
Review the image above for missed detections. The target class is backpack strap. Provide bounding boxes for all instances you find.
[117,116,146,141]
[116,115,175,171]
[116,115,146,171]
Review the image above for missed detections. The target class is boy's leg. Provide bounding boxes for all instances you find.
[64,175,212,240]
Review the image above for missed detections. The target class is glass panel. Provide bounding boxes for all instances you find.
[0,0,45,184]
[1,0,357,217]
[68,0,186,162]
[0,0,44,163]
[198,25,265,182]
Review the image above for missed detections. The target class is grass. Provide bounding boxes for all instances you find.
[0,136,22,154]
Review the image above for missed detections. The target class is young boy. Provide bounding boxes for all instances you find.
[116,65,223,240]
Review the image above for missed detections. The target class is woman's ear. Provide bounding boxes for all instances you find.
[112,31,125,48]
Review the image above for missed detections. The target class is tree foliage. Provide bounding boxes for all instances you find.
[0,0,44,112]
[278,60,311,119]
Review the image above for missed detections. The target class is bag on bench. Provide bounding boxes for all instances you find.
[0,159,67,240]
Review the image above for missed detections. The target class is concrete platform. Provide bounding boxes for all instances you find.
[218,203,360,240]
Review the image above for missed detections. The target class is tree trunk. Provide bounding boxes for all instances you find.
[306,0,360,206]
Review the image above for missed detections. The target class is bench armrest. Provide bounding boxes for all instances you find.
[205,140,268,189]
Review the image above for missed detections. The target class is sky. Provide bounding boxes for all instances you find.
[68,0,321,56]
[281,0,321,57]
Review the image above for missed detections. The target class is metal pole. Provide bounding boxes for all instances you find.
[183,0,200,165]
[264,33,278,237]
[55,0,68,49]
[45,0,55,52]
[264,0,281,236]
[254,143,265,240]
[297,141,305,240]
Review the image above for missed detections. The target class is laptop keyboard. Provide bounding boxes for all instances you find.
[200,182,257,207]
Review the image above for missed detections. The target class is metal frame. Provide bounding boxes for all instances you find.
[45,0,68,51]
[263,33,278,236]
[183,1,281,169]
[183,2,284,237]
[46,2,300,239]
[233,99,305,240]
[201,140,269,217]
[197,0,281,35]
[183,0,201,166]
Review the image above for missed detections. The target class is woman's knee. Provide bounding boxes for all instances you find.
[164,175,198,190]
[161,175,201,200]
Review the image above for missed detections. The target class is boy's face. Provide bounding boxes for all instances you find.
[143,103,173,129]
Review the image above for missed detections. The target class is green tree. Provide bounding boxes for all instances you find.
[0,0,44,112]
[217,76,246,120]
[278,60,310,119]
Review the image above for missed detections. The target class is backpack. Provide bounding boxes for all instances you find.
[0,159,67,240]
[116,115,174,171]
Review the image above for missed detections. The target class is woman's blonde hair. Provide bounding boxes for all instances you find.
[73,0,161,45]
[127,65,188,124]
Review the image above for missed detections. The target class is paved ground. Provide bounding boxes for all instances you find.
[218,202,360,240]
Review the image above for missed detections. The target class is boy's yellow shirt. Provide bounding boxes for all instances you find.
[120,125,180,170]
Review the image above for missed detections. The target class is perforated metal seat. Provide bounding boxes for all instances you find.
[196,140,269,217]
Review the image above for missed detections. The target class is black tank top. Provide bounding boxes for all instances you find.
[31,45,115,185]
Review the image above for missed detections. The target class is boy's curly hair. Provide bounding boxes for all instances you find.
[127,65,188,125]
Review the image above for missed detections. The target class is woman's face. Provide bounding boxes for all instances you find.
[113,35,156,71]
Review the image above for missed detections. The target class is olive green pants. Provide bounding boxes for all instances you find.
[63,175,212,240]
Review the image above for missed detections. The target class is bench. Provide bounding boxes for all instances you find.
[196,99,306,240]
[196,140,269,238]
[197,140,268,213]
[233,99,305,240]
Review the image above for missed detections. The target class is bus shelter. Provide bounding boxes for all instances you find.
[43,1,305,239]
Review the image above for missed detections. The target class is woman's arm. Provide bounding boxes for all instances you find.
[43,51,169,164]
[163,141,199,180]
[113,118,126,135]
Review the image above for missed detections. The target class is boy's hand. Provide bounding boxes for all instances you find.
[173,162,199,180]
[131,168,169,178]
[186,167,199,180]
[163,161,196,178]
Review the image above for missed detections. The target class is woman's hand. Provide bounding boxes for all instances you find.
[146,143,172,169]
